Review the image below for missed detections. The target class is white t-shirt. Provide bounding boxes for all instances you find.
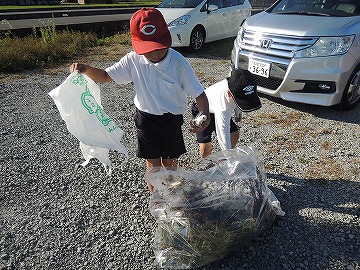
[105,48,204,115]
[205,79,236,150]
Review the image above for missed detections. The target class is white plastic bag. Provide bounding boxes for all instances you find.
[49,72,128,173]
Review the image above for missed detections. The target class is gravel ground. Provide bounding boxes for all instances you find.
[1,48,360,270]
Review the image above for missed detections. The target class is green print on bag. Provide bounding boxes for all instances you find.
[71,73,117,133]
[71,72,87,86]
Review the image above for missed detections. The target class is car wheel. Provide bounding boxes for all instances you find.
[339,66,360,110]
[189,27,205,52]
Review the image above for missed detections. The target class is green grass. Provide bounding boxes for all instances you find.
[0,25,100,72]
[0,1,161,73]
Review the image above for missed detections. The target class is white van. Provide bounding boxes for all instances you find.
[231,0,360,110]
[157,0,251,51]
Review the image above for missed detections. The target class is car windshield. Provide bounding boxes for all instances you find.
[267,0,360,16]
[158,0,204,8]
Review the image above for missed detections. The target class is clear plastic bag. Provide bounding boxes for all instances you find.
[147,146,284,269]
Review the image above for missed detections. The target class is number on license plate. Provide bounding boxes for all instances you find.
[248,59,271,78]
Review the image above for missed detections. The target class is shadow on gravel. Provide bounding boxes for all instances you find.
[174,37,235,61]
[180,172,359,270]
[231,172,360,270]
[259,94,360,125]
[267,173,360,217]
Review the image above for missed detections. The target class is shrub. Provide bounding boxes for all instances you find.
[0,26,97,73]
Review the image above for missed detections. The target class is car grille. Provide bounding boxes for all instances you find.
[238,30,318,90]
[240,30,318,59]
[254,75,283,90]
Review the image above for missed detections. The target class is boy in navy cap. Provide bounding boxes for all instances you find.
[70,8,210,191]
[192,69,261,157]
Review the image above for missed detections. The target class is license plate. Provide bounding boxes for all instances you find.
[248,59,271,78]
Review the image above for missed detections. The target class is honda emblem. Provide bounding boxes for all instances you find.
[260,38,272,49]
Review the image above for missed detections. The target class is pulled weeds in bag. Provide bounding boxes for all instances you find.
[147,146,284,269]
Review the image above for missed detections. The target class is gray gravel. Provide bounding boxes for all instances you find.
[1,49,360,270]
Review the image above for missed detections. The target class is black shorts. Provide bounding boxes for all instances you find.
[191,102,238,143]
[134,109,186,159]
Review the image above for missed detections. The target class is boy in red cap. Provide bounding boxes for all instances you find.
[70,7,210,192]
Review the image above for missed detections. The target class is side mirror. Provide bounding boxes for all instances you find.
[207,4,219,13]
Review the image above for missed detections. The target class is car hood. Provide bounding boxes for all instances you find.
[156,8,194,24]
[245,12,360,36]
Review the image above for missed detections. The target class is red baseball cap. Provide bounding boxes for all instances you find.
[130,7,172,55]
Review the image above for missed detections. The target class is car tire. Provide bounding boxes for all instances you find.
[339,66,360,110]
[189,27,205,52]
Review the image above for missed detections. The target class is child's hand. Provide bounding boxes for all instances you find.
[189,117,210,133]
[234,107,242,126]
[193,111,207,126]
[70,63,87,73]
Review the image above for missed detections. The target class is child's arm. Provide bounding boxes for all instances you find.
[70,63,112,83]
[190,92,210,133]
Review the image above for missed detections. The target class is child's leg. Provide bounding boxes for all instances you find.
[230,118,240,148]
[161,158,177,168]
[145,158,177,192]
[199,142,212,158]
[145,158,162,192]
[230,130,240,148]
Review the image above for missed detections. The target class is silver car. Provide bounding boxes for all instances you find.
[231,0,360,110]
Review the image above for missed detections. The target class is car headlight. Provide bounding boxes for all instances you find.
[295,35,355,58]
[168,15,191,27]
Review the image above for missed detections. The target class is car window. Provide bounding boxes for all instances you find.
[208,0,224,8]
[268,0,359,16]
[224,0,240,7]
[158,0,204,8]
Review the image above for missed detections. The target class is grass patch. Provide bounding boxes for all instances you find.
[81,31,133,62]
[0,2,157,73]
[0,25,126,72]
